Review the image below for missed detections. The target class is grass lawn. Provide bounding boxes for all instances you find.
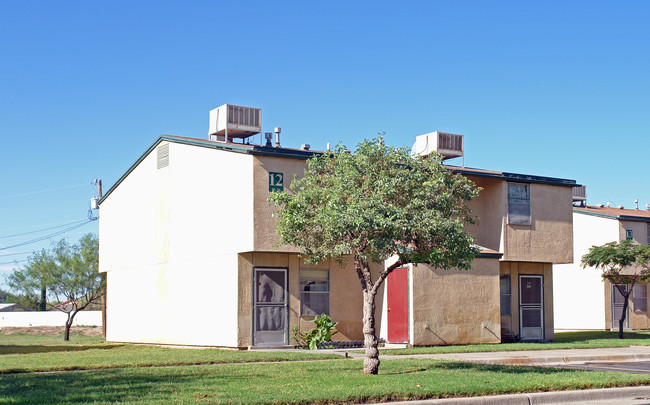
[0,329,341,374]
[4,329,650,404]
[378,330,650,355]
[2,358,650,404]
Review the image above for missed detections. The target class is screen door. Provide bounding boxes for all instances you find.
[253,268,288,346]
[612,284,629,329]
[519,275,544,339]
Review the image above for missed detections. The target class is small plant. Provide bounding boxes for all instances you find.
[291,314,339,350]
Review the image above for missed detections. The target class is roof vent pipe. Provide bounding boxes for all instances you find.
[274,127,281,147]
[635,199,639,210]
[264,132,273,147]
[606,202,611,207]
[646,204,650,211]
[326,142,331,152]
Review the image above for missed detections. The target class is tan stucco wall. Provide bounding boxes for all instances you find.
[252,156,309,252]
[502,184,573,264]
[619,220,649,244]
[409,258,501,346]
[500,261,554,341]
[237,252,383,347]
[604,280,650,330]
[466,178,506,252]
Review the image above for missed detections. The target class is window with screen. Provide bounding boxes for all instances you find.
[300,269,329,316]
[500,275,511,315]
[633,284,647,312]
[507,183,531,225]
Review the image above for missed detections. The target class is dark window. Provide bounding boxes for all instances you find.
[300,269,329,316]
[500,275,511,315]
[633,285,647,312]
[507,183,531,225]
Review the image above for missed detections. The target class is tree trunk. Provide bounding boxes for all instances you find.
[362,289,380,375]
[64,311,76,341]
[39,288,46,311]
[620,295,630,340]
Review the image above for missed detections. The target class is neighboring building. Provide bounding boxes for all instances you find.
[99,106,576,348]
[554,200,650,330]
[0,303,31,312]
[381,156,575,345]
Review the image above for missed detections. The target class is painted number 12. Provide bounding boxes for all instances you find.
[269,172,284,192]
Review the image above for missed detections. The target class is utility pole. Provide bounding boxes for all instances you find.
[95,179,102,199]
[93,179,107,338]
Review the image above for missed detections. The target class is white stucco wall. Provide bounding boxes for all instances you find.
[99,141,254,346]
[553,212,619,330]
[106,254,239,346]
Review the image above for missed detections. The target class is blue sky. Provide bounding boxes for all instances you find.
[1,1,649,287]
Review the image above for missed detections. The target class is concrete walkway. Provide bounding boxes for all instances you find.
[375,345,650,366]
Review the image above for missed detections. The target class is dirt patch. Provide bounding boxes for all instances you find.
[0,326,102,336]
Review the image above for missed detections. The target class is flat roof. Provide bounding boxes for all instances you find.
[100,135,577,204]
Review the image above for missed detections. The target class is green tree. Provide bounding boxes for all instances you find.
[7,233,102,341]
[270,137,479,374]
[7,249,56,311]
[581,240,650,339]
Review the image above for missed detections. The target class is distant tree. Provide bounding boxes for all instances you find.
[50,234,102,340]
[0,289,11,303]
[7,233,102,340]
[582,241,650,339]
[270,137,479,374]
[7,249,56,311]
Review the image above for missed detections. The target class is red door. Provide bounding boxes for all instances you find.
[387,267,409,343]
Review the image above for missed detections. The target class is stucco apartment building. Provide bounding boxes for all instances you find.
[554,201,650,330]
[99,105,575,348]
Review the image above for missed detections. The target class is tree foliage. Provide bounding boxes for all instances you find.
[7,249,57,311]
[581,240,650,339]
[7,233,102,340]
[270,136,479,374]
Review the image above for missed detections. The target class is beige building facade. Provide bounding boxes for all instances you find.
[100,134,575,348]
[554,205,650,331]
[380,168,574,345]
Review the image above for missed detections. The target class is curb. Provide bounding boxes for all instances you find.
[471,353,650,366]
[387,385,650,404]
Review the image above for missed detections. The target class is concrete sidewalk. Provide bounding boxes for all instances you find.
[354,346,650,404]
[334,345,650,366]
[388,386,650,405]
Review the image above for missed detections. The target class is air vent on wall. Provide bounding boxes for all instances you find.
[157,144,169,169]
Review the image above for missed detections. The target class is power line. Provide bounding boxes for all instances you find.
[0,220,93,251]
[0,218,95,234]
[0,251,36,258]
[0,258,29,266]
[0,183,89,200]
[0,219,89,239]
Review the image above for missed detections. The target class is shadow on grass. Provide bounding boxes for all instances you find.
[0,344,122,355]
[381,359,601,376]
[0,368,234,404]
[553,330,650,343]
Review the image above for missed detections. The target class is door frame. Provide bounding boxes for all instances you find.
[519,274,544,340]
[387,266,410,343]
[252,267,289,346]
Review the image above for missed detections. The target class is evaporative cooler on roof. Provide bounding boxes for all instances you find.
[411,131,464,160]
[209,104,262,143]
